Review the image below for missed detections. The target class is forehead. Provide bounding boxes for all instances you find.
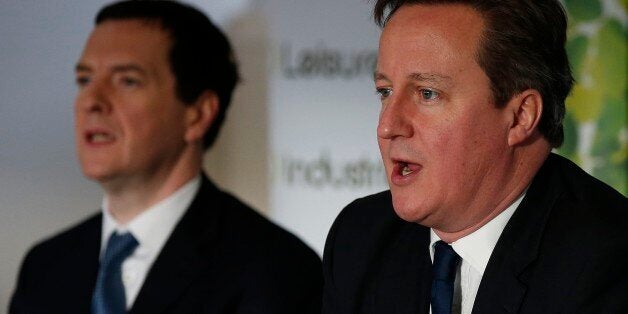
[378,4,485,72]
[383,4,484,42]
[79,19,172,69]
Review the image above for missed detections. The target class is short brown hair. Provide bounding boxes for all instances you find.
[97,0,240,150]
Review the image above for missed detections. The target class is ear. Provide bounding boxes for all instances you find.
[507,89,543,147]
[184,90,219,144]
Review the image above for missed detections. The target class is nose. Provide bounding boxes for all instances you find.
[377,95,414,140]
[75,79,111,114]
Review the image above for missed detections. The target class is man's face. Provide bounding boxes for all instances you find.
[376,4,513,231]
[75,19,190,188]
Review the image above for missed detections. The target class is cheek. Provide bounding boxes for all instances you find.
[423,119,457,154]
[121,103,154,129]
[423,118,474,173]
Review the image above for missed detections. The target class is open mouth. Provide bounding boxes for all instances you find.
[396,161,421,176]
[391,160,422,184]
[86,131,115,144]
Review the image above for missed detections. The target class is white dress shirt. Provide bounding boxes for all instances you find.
[429,191,525,314]
[100,175,201,309]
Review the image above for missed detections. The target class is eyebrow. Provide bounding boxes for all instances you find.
[374,71,387,81]
[408,72,451,83]
[75,63,147,75]
[374,71,452,85]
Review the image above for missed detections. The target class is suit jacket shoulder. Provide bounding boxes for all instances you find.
[10,213,101,313]
[21,213,101,267]
[129,175,323,314]
[323,191,432,314]
[323,191,403,293]
[206,185,324,313]
[473,153,628,313]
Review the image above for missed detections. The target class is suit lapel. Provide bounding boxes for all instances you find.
[130,175,222,313]
[472,155,564,313]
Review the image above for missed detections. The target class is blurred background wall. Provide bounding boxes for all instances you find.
[0,0,625,310]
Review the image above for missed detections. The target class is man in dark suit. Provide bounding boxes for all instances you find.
[322,0,627,313]
[10,1,322,313]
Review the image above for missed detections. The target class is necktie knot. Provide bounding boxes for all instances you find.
[432,240,460,282]
[101,232,139,269]
[431,240,461,314]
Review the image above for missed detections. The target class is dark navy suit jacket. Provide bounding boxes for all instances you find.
[322,154,628,313]
[11,175,323,314]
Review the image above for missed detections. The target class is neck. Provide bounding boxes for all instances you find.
[103,147,202,225]
[434,139,551,243]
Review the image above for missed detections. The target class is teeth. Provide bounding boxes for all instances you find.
[91,133,113,143]
[401,165,413,176]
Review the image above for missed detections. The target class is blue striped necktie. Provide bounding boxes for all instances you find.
[431,240,461,314]
[92,232,138,314]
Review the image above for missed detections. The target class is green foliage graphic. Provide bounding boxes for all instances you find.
[559,0,627,195]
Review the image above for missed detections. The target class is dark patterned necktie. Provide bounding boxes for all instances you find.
[431,240,461,314]
[91,232,138,314]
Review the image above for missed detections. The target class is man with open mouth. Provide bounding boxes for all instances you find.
[322,0,628,313]
[10,1,322,313]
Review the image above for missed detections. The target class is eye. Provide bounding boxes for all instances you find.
[419,89,439,100]
[75,75,91,88]
[376,87,392,100]
[120,76,141,87]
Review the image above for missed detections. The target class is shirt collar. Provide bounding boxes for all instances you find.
[100,175,201,257]
[430,191,526,274]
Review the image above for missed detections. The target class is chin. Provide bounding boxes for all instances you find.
[80,164,112,182]
[391,196,432,224]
